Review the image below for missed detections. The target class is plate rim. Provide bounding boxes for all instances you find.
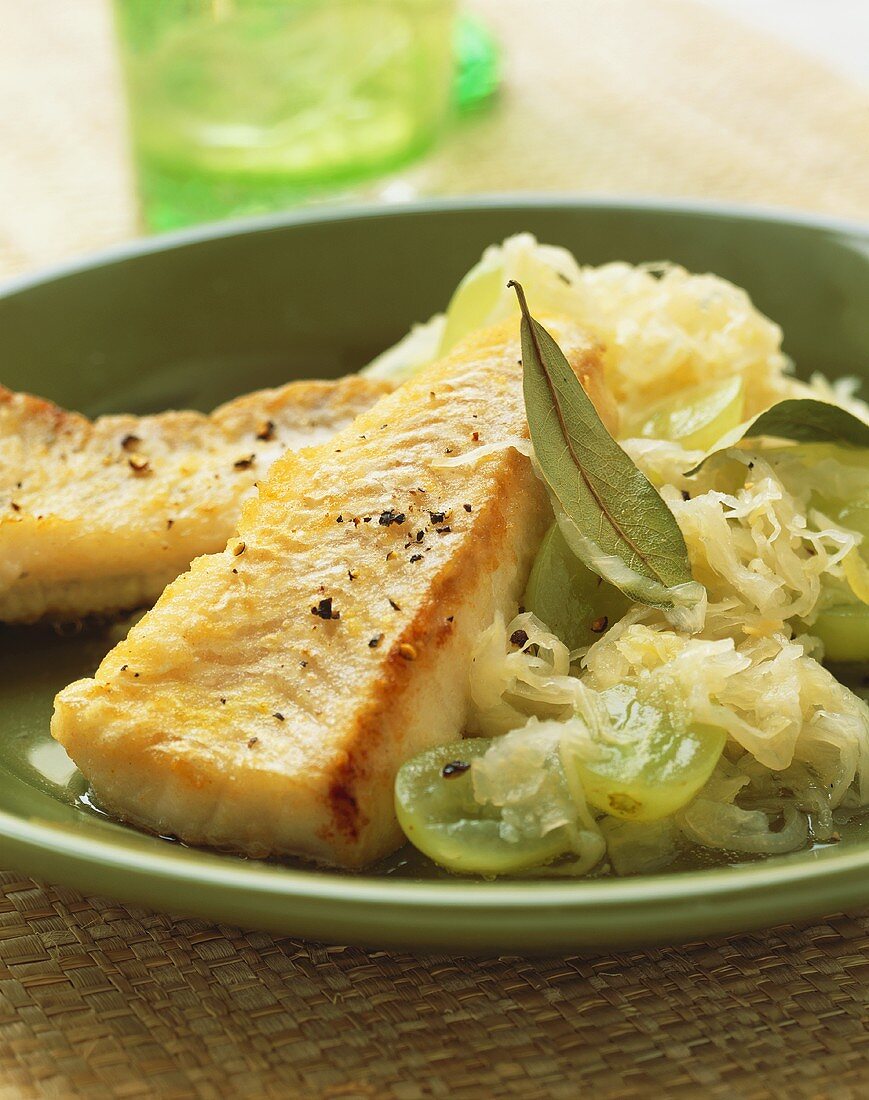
[2,192,869,305]
[2,804,868,909]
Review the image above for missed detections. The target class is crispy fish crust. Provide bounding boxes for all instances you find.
[0,376,389,622]
[52,321,605,868]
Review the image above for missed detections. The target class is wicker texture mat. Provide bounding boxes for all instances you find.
[1,0,869,1096]
[1,872,867,1099]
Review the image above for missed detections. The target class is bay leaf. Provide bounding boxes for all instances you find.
[511,280,703,618]
[686,398,869,475]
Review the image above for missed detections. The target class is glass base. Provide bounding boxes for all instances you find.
[454,13,500,113]
[136,131,439,233]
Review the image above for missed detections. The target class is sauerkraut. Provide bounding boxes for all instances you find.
[389,236,869,877]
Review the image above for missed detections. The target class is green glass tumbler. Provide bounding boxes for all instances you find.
[113,0,457,231]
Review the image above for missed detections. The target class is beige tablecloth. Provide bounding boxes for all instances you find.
[1,1,868,1096]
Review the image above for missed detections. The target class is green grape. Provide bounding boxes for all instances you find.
[523,522,632,649]
[438,258,505,355]
[562,685,726,822]
[437,244,575,356]
[769,443,869,658]
[628,376,744,450]
[811,604,869,662]
[394,738,575,875]
[775,443,869,540]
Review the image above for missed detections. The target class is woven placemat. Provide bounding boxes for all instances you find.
[1,1,869,1096]
[1,873,867,1099]
[2,0,869,279]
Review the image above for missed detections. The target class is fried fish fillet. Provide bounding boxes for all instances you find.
[0,376,389,623]
[52,320,605,868]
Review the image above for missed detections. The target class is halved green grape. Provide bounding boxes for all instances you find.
[775,442,869,538]
[394,738,575,875]
[562,685,726,822]
[811,604,869,662]
[523,522,632,650]
[437,242,575,356]
[599,816,679,876]
[767,442,869,657]
[438,256,505,355]
[629,375,744,450]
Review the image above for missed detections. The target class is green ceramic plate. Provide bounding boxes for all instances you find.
[1,198,868,953]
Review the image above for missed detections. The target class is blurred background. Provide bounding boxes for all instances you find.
[0,0,867,278]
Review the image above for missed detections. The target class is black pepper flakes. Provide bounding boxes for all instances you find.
[120,433,141,451]
[388,598,401,611]
[255,419,275,441]
[415,530,424,543]
[9,501,20,512]
[233,454,255,470]
[368,634,384,648]
[681,490,691,501]
[429,511,445,524]
[591,616,609,633]
[379,509,406,526]
[219,697,226,704]
[442,761,471,779]
[463,504,472,513]
[410,553,423,563]
[336,515,344,523]
[247,737,259,748]
[312,597,340,620]
[272,713,285,722]
[348,569,357,581]
[510,629,529,648]
[436,526,451,535]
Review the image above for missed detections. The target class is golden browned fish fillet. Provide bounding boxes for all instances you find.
[52,320,606,868]
[0,376,390,623]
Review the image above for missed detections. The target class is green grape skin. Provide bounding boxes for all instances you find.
[562,685,726,823]
[811,604,869,662]
[394,739,574,875]
[628,375,744,451]
[765,443,868,660]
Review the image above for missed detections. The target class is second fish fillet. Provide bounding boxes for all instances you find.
[0,375,389,622]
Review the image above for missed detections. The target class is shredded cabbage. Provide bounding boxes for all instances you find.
[363,232,807,425]
[384,235,869,876]
[465,440,869,873]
